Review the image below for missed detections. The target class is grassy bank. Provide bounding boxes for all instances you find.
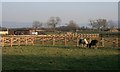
[2,45,120,70]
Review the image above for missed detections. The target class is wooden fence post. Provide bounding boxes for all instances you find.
[118,37,120,47]
[77,37,79,46]
[101,38,104,47]
[53,36,55,46]
[116,38,118,47]
[32,37,35,45]
[18,37,20,46]
[11,37,13,47]
[64,36,67,46]
[2,37,5,47]
[42,37,44,45]
[25,36,28,46]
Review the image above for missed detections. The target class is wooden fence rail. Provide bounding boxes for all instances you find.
[0,34,116,47]
[0,36,35,47]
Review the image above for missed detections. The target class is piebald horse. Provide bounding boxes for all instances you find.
[79,38,98,48]
[79,38,89,48]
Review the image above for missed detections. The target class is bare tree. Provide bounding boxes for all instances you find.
[32,21,42,29]
[47,17,61,29]
[67,20,79,31]
[89,19,108,30]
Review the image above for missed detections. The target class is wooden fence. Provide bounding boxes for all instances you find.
[0,36,35,47]
[0,34,106,47]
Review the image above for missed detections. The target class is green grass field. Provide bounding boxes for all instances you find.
[2,45,120,70]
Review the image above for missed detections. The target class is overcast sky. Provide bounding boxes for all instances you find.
[1,2,118,28]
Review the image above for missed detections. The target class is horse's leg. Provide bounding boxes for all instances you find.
[83,44,85,48]
[82,44,84,47]
[84,44,87,48]
[84,44,86,48]
[79,44,83,48]
[87,44,89,48]
[85,44,88,49]
[89,44,91,48]
[81,44,83,48]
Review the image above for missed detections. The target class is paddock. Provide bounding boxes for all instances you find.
[2,45,119,70]
[2,33,119,70]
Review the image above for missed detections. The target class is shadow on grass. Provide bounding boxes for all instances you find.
[2,54,120,71]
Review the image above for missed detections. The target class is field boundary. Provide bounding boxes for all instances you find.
[1,34,104,47]
[0,34,118,47]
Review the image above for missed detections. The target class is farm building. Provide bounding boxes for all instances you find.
[29,29,46,35]
[0,27,8,35]
[0,31,8,35]
[7,28,46,35]
[8,28,30,35]
[109,28,118,32]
